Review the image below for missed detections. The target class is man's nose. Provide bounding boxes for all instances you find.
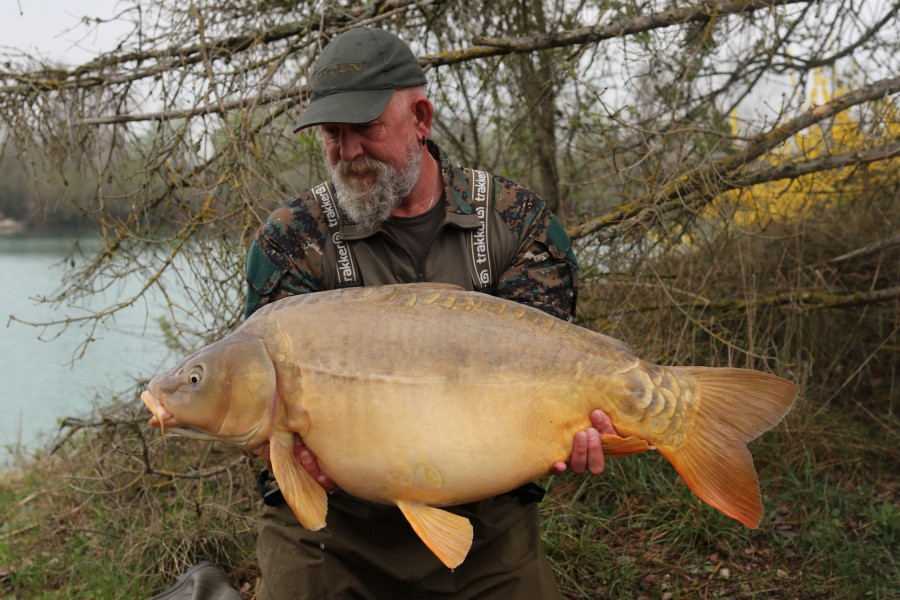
[337,128,365,162]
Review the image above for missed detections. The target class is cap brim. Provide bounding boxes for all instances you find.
[292,88,394,133]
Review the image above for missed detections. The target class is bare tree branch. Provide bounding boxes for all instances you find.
[12,0,821,127]
[422,0,817,67]
[0,0,436,95]
[776,0,900,71]
[737,142,900,187]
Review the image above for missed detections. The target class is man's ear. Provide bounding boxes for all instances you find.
[412,95,434,140]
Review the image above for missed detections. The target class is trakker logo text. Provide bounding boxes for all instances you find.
[333,232,355,281]
[314,183,339,229]
[313,183,359,285]
[470,170,492,287]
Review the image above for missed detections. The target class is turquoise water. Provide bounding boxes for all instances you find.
[0,236,180,462]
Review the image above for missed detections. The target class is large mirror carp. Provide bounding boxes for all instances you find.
[141,283,797,568]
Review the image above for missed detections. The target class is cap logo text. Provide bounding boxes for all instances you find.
[317,62,364,80]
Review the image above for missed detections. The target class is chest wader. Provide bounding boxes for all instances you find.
[316,169,496,292]
[253,169,559,599]
[148,562,242,599]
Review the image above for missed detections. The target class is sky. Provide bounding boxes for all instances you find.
[2,0,129,63]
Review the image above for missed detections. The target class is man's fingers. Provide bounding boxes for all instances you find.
[551,411,614,477]
[590,409,617,435]
[294,436,320,477]
[585,428,605,474]
[293,433,339,492]
[569,430,588,474]
[299,448,317,470]
[316,475,338,492]
[559,428,606,475]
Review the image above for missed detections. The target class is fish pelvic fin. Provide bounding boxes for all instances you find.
[658,367,798,528]
[269,431,328,531]
[396,500,473,569]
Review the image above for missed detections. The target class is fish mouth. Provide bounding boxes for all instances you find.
[139,389,264,447]
[140,390,181,439]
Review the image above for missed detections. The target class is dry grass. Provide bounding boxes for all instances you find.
[1,399,260,597]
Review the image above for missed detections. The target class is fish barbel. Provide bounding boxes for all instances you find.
[141,283,797,568]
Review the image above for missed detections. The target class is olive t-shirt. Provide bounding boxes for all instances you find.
[380,194,445,275]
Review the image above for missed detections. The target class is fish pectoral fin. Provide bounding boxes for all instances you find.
[396,500,473,569]
[269,432,327,531]
[600,434,654,457]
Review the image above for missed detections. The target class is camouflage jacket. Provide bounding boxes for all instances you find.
[244,141,578,320]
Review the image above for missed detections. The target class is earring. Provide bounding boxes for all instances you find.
[420,136,427,146]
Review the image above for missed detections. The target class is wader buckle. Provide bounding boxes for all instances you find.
[256,469,286,507]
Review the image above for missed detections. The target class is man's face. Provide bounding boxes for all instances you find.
[320,92,422,229]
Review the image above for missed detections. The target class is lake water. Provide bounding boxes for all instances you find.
[0,236,182,464]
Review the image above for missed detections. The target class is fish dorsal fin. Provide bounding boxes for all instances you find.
[269,431,327,531]
[396,500,473,569]
[407,282,464,291]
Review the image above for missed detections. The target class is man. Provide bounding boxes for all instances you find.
[244,27,615,599]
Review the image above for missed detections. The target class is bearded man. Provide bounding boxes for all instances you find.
[243,26,615,600]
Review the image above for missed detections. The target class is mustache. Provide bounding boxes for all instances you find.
[335,157,385,177]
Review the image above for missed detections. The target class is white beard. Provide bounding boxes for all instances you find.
[326,137,422,230]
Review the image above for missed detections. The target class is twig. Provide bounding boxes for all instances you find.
[827,231,900,264]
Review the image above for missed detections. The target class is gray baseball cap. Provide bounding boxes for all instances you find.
[292,27,426,133]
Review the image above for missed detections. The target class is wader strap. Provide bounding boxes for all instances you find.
[313,171,493,290]
[468,168,493,290]
[313,181,362,287]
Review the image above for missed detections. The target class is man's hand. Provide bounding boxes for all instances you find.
[551,409,617,475]
[291,434,339,493]
[248,433,339,493]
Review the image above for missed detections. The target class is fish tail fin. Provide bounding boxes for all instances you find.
[657,367,797,528]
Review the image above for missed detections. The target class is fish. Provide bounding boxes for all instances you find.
[140,283,797,569]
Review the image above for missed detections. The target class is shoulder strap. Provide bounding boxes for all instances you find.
[468,168,493,290]
[313,174,493,290]
[312,182,362,287]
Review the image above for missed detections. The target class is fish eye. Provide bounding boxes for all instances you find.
[188,366,203,385]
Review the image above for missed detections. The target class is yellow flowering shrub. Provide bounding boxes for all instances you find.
[720,71,899,227]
